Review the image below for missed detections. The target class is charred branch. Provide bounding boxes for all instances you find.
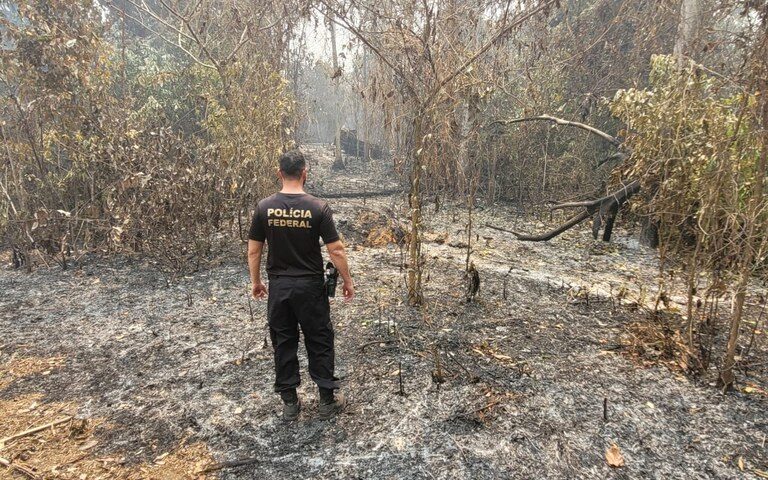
[596,152,628,168]
[488,180,640,242]
[550,181,639,212]
[485,114,638,242]
[486,210,591,241]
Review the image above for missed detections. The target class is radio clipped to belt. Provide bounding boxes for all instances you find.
[324,262,339,297]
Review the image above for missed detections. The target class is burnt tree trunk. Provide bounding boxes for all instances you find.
[639,217,660,248]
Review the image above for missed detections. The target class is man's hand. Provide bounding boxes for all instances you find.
[252,281,267,299]
[342,280,354,301]
[326,240,354,301]
[248,240,266,299]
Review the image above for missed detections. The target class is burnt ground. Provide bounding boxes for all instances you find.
[1,145,767,479]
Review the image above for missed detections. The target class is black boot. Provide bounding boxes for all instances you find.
[318,388,346,420]
[280,389,301,421]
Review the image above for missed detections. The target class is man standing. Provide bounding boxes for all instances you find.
[248,150,354,421]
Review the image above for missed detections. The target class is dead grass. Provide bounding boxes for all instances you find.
[0,357,65,390]
[0,357,216,480]
[347,209,407,247]
[620,311,707,378]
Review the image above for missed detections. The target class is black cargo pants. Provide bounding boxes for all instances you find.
[267,275,339,393]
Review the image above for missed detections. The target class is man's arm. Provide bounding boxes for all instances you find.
[325,240,354,300]
[248,239,267,298]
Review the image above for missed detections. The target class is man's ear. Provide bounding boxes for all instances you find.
[277,168,283,181]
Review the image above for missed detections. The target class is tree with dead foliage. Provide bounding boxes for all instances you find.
[0,0,300,274]
[318,0,559,305]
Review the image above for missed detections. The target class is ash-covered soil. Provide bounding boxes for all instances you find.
[1,146,767,479]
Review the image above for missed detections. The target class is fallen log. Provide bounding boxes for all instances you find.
[318,189,401,199]
[486,211,590,242]
[340,129,385,159]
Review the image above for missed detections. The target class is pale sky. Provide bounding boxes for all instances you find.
[302,12,355,70]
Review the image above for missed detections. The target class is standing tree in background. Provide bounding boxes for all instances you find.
[327,6,345,170]
[319,0,558,305]
[673,0,704,64]
[720,19,768,390]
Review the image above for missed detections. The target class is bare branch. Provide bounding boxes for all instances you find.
[488,114,622,147]
[155,0,222,73]
[427,0,558,105]
[105,2,216,70]
[225,25,250,64]
[314,0,418,99]
[122,0,194,43]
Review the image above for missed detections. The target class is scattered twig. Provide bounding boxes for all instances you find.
[502,265,513,300]
[447,433,469,464]
[0,456,39,479]
[0,416,73,449]
[358,339,396,351]
[446,352,480,383]
[473,399,501,414]
[432,344,445,388]
[56,452,91,468]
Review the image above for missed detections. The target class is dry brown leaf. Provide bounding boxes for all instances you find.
[606,443,625,468]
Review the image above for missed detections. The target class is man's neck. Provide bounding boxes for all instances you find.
[280,181,305,194]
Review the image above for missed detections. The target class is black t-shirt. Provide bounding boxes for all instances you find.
[248,192,340,277]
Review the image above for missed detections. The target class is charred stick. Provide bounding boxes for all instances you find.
[358,339,396,351]
[200,457,260,473]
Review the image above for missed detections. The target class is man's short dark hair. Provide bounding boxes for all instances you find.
[279,150,306,179]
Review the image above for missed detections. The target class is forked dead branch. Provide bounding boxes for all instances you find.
[487,115,639,242]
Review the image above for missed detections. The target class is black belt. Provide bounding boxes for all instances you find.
[268,273,323,280]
